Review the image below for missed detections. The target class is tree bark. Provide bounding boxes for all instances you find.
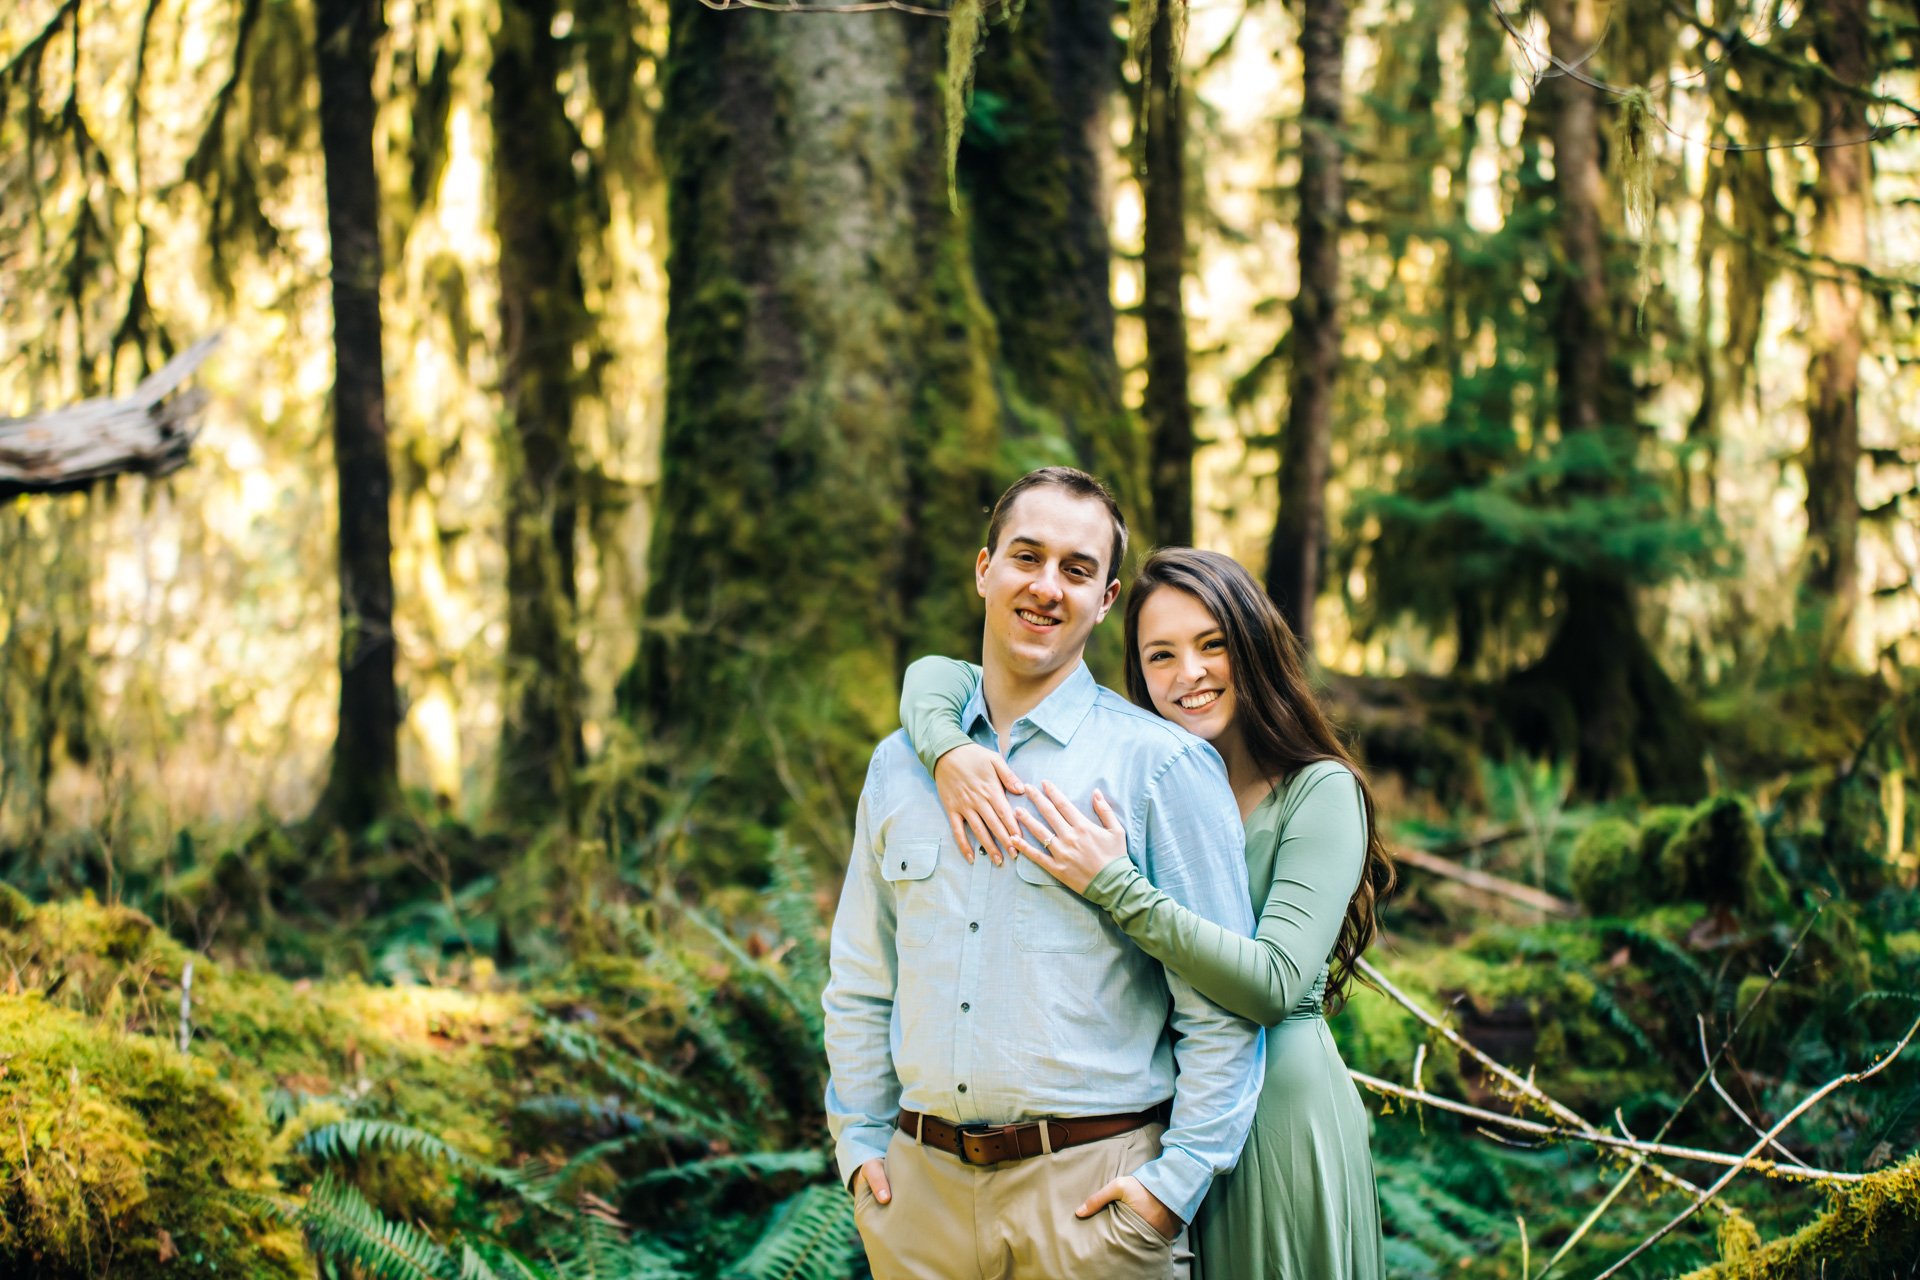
[491,0,587,821]
[1803,0,1870,661]
[1264,0,1345,648]
[1512,0,1705,800]
[635,3,1000,852]
[964,0,1147,548]
[312,0,401,830]
[1139,4,1193,548]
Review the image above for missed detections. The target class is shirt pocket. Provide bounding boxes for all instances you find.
[1013,853,1106,954]
[882,839,941,948]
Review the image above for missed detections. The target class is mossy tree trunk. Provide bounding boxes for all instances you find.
[491,0,587,822]
[1509,0,1705,801]
[963,0,1149,547]
[634,3,1000,857]
[312,0,402,831]
[1139,5,1193,548]
[1264,0,1344,648]
[1802,0,1870,662]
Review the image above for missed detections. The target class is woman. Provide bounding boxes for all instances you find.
[898,547,1393,1279]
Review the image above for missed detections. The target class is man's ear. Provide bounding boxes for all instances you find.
[975,546,992,597]
[1095,577,1121,622]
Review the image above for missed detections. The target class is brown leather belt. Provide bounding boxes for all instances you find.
[898,1104,1170,1167]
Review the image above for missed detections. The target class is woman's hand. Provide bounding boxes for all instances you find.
[1010,782,1128,895]
[934,743,1026,866]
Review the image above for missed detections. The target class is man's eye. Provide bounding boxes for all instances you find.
[1067,566,1089,579]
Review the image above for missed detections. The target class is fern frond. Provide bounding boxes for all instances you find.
[546,1209,690,1280]
[299,1118,564,1213]
[720,1184,857,1280]
[625,1149,828,1191]
[681,895,822,1047]
[767,837,830,1014]
[649,949,780,1119]
[300,1171,458,1280]
[540,1020,742,1144]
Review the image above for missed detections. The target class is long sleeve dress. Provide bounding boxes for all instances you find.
[901,657,1384,1280]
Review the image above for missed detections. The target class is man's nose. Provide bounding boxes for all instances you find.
[1030,565,1065,602]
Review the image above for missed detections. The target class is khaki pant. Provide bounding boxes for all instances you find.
[853,1122,1188,1280]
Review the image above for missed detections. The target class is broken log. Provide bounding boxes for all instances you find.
[0,334,221,498]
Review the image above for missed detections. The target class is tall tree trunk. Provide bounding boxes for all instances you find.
[964,0,1148,548]
[1265,0,1344,648]
[634,4,999,855]
[491,0,586,821]
[1140,5,1193,548]
[312,0,401,829]
[1803,0,1870,661]
[1511,0,1705,800]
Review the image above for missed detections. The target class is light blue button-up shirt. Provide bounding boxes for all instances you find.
[824,662,1262,1222]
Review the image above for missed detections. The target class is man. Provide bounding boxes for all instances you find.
[824,467,1261,1278]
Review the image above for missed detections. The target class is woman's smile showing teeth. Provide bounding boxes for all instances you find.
[1178,690,1221,710]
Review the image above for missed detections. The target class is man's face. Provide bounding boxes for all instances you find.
[975,486,1122,684]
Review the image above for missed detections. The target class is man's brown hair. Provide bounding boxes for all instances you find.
[983,467,1128,585]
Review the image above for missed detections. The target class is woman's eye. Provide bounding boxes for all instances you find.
[1146,652,1169,663]
[1204,639,1225,651]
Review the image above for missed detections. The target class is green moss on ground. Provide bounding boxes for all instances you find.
[0,896,580,1276]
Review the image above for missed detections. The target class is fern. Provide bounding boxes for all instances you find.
[648,947,781,1120]
[679,902,822,1055]
[540,1020,743,1145]
[719,1184,857,1280]
[299,1118,564,1213]
[766,836,829,1017]
[545,1208,691,1280]
[300,1171,459,1280]
[625,1149,827,1191]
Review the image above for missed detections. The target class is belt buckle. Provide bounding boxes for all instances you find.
[956,1122,1018,1166]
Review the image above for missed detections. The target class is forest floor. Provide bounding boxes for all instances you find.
[3,676,1919,1278]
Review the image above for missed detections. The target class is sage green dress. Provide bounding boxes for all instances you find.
[901,657,1384,1280]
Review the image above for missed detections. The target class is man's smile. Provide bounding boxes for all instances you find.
[1016,609,1062,629]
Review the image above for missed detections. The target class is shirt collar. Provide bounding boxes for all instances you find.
[960,661,1100,749]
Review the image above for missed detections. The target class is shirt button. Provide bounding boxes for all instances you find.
[969,921,979,932]
[900,861,907,870]
[960,1002,970,1012]
[957,1083,968,1093]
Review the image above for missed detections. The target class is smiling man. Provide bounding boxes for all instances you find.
[824,467,1260,1279]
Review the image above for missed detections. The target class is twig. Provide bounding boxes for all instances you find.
[1593,1009,1920,1278]
[1392,846,1577,915]
[1533,902,1824,1278]
[1350,1072,1866,1183]
[1699,1015,1809,1169]
[1356,957,1706,1201]
[177,960,193,1053]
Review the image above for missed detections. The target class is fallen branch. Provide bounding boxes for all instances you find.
[1348,1072,1867,1184]
[1592,1008,1920,1278]
[1392,846,1577,916]
[1356,956,1708,1204]
[0,333,220,497]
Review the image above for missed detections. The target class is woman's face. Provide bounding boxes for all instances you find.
[1136,587,1235,744]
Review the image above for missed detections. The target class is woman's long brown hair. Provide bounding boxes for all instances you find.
[1121,548,1395,1013]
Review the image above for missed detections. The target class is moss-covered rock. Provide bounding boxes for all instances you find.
[1570,816,1644,915]
[0,997,310,1278]
[1659,793,1788,912]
